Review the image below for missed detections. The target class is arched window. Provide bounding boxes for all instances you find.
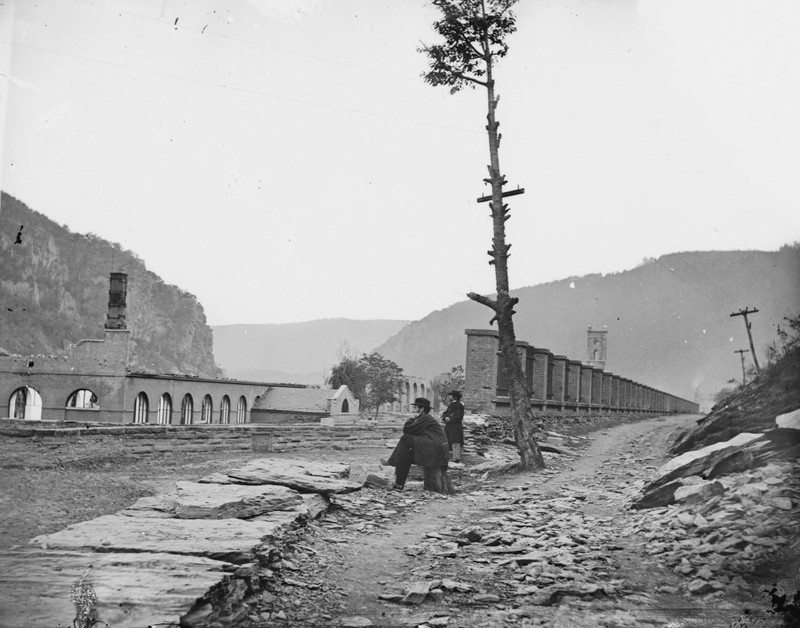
[181,394,193,425]
[341,399,349,413]
[8,386,43,421]
[133,392,149,424]
[413,383,418,399]
[237,396,247,423]
[201,395,213,423]
[157,393,172,424]
[66,389,99,409]
[420,384,426,398]
[219,395,230,424]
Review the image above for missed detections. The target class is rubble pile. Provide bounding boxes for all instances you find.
[232,414,797,626]
[629,461,799,595]
[628,407,800,600]
[465,411,671,461]
[464,413,512,457]
[393,484,630,607]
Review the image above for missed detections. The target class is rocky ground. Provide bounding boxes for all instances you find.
[235,414,799,627]
[0,451,264,549]
[1,412,797,627]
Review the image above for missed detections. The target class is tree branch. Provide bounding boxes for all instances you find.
[467,292,498,311]
[456,31,487,61]
[455,71,487,86]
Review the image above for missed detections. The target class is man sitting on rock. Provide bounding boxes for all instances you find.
[385,397,450,493]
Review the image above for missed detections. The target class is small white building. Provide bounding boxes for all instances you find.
[251,385,360,425]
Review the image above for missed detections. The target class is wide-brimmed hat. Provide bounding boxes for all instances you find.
[450,390,462,399]
[413,397,431,410]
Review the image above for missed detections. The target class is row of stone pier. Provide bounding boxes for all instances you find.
[463,329,699,416]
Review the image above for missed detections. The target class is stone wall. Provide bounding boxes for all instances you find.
[250,410,325,425]
[464,329,700,415]
[464,330,500,412]
[0,421,401,469]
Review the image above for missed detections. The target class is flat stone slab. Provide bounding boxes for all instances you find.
[243,458,351,478]
[119,493,179,518]
[204,458,361,494]
[174,481,304,519]
[0,549,230,628]
[650,432,765,489]
[30,513,297,563]
[122,483,306,519]
[776,408,800,430]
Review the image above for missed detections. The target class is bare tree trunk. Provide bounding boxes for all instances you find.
[467,1,544,470]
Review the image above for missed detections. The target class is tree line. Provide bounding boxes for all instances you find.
[327,350,465,419]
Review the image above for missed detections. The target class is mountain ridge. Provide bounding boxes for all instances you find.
[0,192,221,377]
[212,318,410,385]
[373,246,800,406]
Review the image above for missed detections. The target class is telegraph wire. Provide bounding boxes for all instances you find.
[12,41,477,134]
[653,258,719,304]
[673,257,738,306]
[71,0,419,83]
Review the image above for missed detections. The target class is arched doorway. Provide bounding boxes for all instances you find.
[219,396,230,424]
[157,393,172,425]
[181,394,193,425]
[8,387,43,421]
[341,399,349,413]
[201,395,213,423]
[133,392,149,424]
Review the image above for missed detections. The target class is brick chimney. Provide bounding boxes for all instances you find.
[105,272,128,330]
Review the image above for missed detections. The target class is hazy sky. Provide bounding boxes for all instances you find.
[1,0,798,326]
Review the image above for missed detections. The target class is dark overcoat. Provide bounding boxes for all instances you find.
[442,400,465,446]
[387,413,449,468]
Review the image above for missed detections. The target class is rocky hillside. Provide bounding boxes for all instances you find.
[375,246,800,404]
[0,192,221,377]
[212,319,409,385]
[626,334,800,608]
[669,332,800,455]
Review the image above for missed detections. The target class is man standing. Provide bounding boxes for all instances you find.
[386,397,450,492]
[441,390,465,462]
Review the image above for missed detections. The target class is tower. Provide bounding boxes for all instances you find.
[586,326,607,369]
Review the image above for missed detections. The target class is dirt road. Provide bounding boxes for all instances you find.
[248,414,783,627]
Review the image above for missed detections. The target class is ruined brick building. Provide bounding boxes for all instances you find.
[0,274,356,425]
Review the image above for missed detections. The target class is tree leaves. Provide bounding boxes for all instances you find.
[327,352,405,417]
[419,0,518,92]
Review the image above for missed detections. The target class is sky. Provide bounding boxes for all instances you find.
[1,0,798,326]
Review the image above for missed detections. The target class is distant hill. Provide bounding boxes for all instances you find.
[0,192,221,376]
[212,319,410,385]
[374,247,800,407]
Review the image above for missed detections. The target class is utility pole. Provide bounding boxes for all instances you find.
[735,349,749,385]
[730,307,761,374]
